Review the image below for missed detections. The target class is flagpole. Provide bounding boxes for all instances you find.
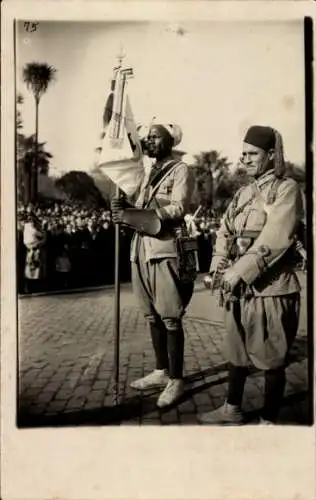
[113,59,124,406]
[112,51,132,405]
[114,183,121,404]
[98,48,135,405]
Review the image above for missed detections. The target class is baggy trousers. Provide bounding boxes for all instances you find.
[224,293,300,420]
[131,238,194,378]
[224,294,300,370]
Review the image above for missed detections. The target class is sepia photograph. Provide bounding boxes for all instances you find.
[1,2,315,499]
[14,18,313,430]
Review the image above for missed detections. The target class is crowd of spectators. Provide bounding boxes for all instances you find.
[17,201,133,294]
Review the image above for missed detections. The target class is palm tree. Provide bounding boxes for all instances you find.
[190,150,231,213]
[19,135,53,175]
[22,62,57,201]
[17,134,53,203]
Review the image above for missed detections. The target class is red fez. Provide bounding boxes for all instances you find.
[244,126,276,152]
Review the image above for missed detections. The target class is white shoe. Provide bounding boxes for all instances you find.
[197,400,244,425]
[157,379,185,408]
[130,370,169,391]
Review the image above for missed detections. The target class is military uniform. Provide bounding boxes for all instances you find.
[211,170,303,370]
[112,123,197,408]
[131,157,195,321]
[197,125,304,425]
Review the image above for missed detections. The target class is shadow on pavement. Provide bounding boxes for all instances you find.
[287,336,309,364]
[18,390,312,428]
[17,394,155,428]
[243,391,313,426]
[184,362,229,384]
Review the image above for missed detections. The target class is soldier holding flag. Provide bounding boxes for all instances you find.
[111,122,197,408]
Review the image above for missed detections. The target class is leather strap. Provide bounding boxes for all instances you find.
[142,159,181,208]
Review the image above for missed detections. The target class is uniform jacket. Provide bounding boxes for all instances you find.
[210,171,304,296]
[130,156,195,263]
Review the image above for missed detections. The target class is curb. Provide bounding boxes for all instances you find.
[18,283,131,299]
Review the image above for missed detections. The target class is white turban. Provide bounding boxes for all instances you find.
[161,124,183,147]
[136,124,150,141]
[150,118,183,147]
[137,121,183,147]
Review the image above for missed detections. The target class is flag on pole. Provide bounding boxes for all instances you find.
[95,71,145,198]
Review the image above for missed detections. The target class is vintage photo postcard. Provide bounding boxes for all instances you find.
[1,2,315,500]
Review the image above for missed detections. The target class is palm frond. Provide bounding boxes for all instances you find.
[22,62,57,100]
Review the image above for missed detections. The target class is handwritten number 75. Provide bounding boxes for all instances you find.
[24,22,38,33]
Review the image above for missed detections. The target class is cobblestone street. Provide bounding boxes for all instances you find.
[18,273,311,427]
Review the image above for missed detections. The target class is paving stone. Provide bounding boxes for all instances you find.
[72,386,93,398]
[86,390,106,403]
[195,403,214,414]
[92,380,108,390]
[22,387,42,398]
[206,385,227,399]
[179,413,199,425]
[160,411,179,425]
[36,391,56,404]
[192,393,213,406]
[44,382,63,393]
[243,397,258,412]
[65,397,87,410]
[178,399,196,413]
[29,404,49,415]
[46,400,68,412]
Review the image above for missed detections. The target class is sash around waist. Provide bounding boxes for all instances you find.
[235,230,261,239]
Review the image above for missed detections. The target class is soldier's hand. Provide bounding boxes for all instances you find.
[111,197,127,212]
[203,274,213,289]
[217,257,230,271]
[111,197,126,223]
[222,267,241,292]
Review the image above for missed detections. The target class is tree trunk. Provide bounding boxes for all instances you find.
[30,97,39,203]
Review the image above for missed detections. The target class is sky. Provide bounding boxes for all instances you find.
[17,20,305,176]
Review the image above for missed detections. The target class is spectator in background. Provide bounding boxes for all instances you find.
[55,244,72,290]
[23,214,47,293]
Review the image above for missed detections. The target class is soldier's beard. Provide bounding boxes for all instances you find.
[147,145,172,160]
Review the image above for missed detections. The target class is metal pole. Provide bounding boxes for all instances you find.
[113,184,121,404]
[110,52,133,405]
[112,72,126,405]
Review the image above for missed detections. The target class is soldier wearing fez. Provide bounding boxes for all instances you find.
[198,125,304,425]
[111,123,196,408]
